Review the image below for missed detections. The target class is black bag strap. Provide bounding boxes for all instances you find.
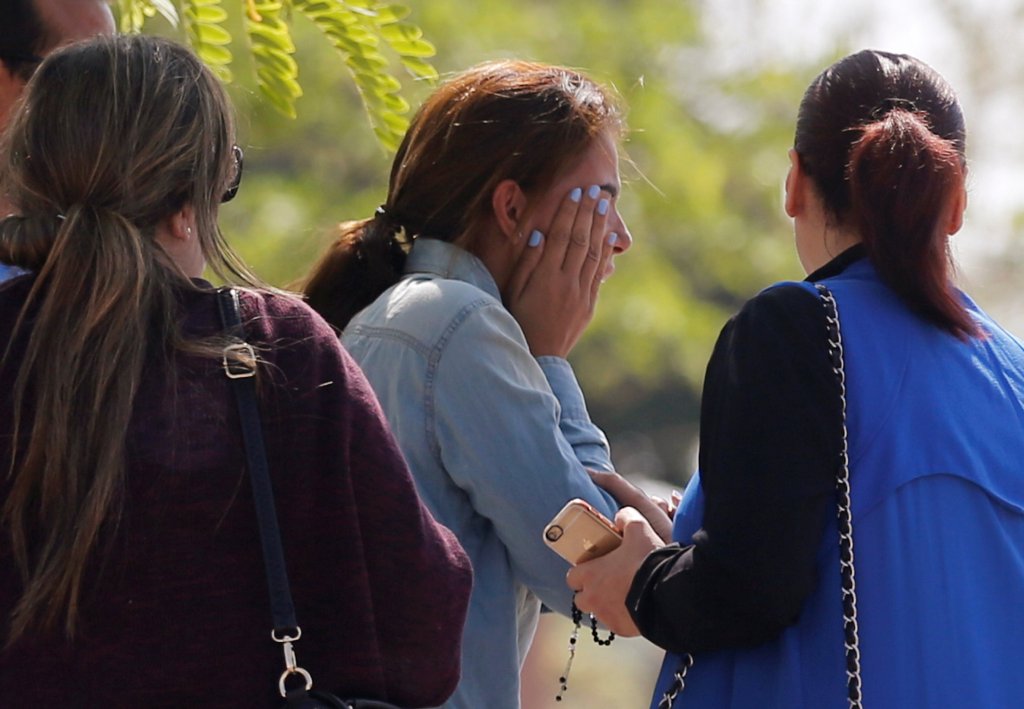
[217,287,298,633]
[217,288,404,709]
[217,287,320,702]
[659,283,862,709]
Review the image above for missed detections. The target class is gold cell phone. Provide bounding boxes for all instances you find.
[543,498,622,565]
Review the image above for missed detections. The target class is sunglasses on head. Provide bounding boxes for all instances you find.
[221,145,244,203]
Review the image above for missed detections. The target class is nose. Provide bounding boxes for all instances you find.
[610,210,633,254]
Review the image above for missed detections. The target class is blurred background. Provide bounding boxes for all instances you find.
[133,0,1024,705]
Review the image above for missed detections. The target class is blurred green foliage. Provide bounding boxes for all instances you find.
[122,0,823,484]
[113,0,438,149]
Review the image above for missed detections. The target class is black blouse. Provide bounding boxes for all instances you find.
[626,245,865,654]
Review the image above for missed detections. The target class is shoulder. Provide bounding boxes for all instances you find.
[232,288,364,388]
[719,281,823,351]
[348,274,517,351]
[237,288,338,343]
[389,275,502,324]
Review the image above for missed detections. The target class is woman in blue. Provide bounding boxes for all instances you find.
[569,49,1024,707]
[303,61,669,708]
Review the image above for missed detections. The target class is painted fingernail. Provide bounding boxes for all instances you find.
[597,198,609,216]
[607,232,619,246]
[528,229,543,247]
[570,187,582,203]
[587,185,601,199]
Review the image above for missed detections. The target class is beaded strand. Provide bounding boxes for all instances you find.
[554,595,615,701]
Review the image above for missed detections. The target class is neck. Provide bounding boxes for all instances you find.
[798,219,863,275]
[463,227,517,296]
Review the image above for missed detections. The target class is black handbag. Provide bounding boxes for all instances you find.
[217,288,404,709]
[659,283,863,709]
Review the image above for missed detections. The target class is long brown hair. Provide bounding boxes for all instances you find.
[0,35,256,643]
[303,60,623,330]
[794,49,977,339]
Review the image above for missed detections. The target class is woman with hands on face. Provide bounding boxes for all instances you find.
[303,60,653,709]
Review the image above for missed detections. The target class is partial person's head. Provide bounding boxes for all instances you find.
[304,60,631,330]
[1,33,244,280]
[786,49,976,339]
[0,0,114,128]
[0,34,252,646]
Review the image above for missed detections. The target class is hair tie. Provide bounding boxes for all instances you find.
[374,204,409,242]
[374,204,397,229]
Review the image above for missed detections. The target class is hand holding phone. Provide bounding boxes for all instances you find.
[543,498,622,565]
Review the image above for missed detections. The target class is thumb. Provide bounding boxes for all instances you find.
[614,506,648,531]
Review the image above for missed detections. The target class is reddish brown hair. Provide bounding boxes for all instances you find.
[303,59,623,330]
[795,50,978,339]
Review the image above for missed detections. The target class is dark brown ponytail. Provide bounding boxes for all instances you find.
[795,50,978,339]
[303,212,409,331]
[846,109,976,338]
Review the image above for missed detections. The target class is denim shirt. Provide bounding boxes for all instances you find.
[341,238,618,709]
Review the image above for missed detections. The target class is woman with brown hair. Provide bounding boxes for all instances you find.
[0,34,470,707]
[303,61,665,708]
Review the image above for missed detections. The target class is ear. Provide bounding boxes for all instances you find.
[784,149,805,218]
[945,182,967,236]
[490,179,528,242]
[165,204,197,242]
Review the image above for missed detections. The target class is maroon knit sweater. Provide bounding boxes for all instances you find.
[0,276,472,707]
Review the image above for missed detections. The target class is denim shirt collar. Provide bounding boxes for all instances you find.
[404,238,501,301]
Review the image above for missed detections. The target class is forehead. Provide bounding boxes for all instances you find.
[552,131,621,189]
[35,0,115,51]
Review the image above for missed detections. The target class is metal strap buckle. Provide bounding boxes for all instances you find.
[222,342,256,379]
[273,627,314,697]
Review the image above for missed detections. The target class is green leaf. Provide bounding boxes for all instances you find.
[355,69,401,93]
[345,52,389,73]
[257,66,303,98]
[385,37,435,58]
[248,1,303,119]
[399,55,439,82]
[378,92,410,113]
[195,43,233,68]
[379,109,407,132]
[372,4,411,24]
[190,3,228,23]
[115,0,146,32]
[377,21,421,41]
[254,47,299,75]
[193,23,232,45]
[379,23,435,58]
[182,0,233,82]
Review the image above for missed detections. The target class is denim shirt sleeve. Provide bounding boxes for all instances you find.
[431,302,619,617]
[536,357,614,474]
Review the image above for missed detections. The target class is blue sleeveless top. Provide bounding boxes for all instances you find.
[651,259,1024,708]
